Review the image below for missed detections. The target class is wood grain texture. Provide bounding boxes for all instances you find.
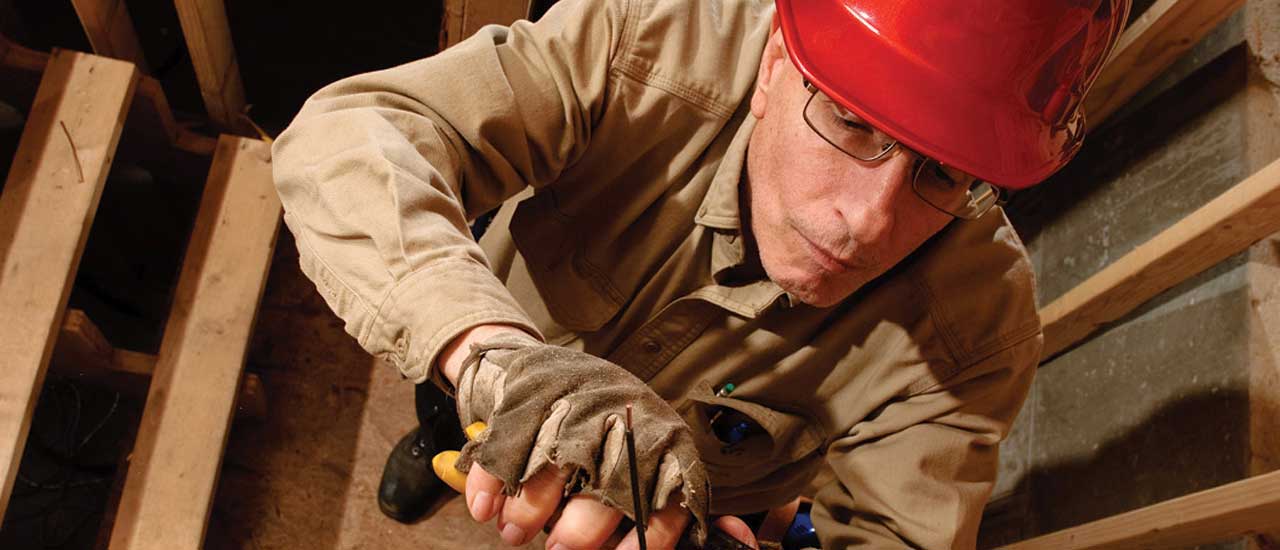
[0,33,216,155]
[1002,470,1280,549]
[1041,157,1280,359]
[107,136,279,550]
[0,49,138,522]
[69,0,149,71]
[1086,0,1246,125]
[440,0,532,49]
[172,0,248,133]
[50,309,266,418]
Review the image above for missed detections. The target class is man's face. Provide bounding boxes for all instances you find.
[744,30,955,307]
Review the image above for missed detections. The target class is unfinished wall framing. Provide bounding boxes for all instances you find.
[988,0,1280,548]
[0,40,280,548]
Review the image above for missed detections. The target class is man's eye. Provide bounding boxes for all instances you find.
[838,117,871,132]
[932,164,961,188]
[829,108,872,134]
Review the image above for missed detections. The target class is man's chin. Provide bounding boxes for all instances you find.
[773,275,860,308]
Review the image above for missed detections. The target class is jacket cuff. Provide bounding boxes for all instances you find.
[368,257,544,387]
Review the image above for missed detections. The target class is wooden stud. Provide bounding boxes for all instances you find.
[0,32,216,156]
[440,0,532,49]
[51,309,266,419]
[0,49,138,523]
[69,0,150,71]
[1040,157,1280,359]
[172,0,248,134]
[107,136,279,550]
[1002,470,1280,549]
[1086,0,1246,125]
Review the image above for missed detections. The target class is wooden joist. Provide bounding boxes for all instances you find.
[0,32,217,156]
[51,309,267,419]
[108,136,280,550]
[1002,470,1280,549]
[69,0,150,71]
[1086,0,1246,125]
[172,0,248,134]
[440,0,533,49]
[1041,157,1280,359]
[0,50,138,522]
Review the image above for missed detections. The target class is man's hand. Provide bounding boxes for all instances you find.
[466,462,757,549]
[440,330,724,548]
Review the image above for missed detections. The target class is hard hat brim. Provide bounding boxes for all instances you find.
[775,0,1127,189]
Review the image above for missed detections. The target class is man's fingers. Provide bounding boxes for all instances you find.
[465,463,506,522]
[713,515,759,549]
[497,466,569,546]
[545,494,623,550]
[616,501,688,550]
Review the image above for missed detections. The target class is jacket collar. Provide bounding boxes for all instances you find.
[692,114,797,311]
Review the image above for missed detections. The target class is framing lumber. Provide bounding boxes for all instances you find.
[69,0,150,71]
[1086,0,1246,125]
[51,309,267,419]
[108,136,280,550]
[172,0,248,134]
[1003,470,1280,549]
[440,0,532,49]
[0,49,138,523]
[1040,157,1280,359]
[0,32,216,156]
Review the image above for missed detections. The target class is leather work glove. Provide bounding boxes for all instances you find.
[454,332,712,545]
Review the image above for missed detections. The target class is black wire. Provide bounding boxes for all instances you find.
[3,379,122,548]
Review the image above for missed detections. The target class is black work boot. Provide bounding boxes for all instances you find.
[377,405,466,522]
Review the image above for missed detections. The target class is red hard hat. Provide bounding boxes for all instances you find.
[775,0,1130,189]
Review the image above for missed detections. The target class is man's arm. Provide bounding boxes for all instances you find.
[270,0,625,385]
[811,335,1040,549]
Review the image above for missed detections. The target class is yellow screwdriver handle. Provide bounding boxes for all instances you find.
[432,421,487,493]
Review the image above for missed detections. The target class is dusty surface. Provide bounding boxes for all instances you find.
[205,231,543,550]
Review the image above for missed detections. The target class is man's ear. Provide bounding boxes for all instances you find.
[750,27,789,119]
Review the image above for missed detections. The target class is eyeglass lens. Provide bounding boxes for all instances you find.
[802,88,999,219]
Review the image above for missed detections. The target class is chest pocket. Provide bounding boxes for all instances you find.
[510,190,626,331]
[679,380,825,488]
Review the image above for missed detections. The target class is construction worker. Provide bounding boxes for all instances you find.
[271,0,1131,548]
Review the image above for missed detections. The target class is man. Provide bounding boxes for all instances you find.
[271,0,1130,548]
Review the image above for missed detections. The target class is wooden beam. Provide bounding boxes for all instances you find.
[440,0,532,49]
[51,309,266,419]
[0,33,216,156]
[1040,157,1280,359]
[0,49,138,523]
[69,0,150,71]
[172,0,248,134]
[1086,0,1246,125]
[1003,470,1280,549]
[108,136,280,550]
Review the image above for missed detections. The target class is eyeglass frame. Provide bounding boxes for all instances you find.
[800,81,1003,220]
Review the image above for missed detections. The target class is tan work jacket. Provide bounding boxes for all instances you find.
[271,0,1043,547]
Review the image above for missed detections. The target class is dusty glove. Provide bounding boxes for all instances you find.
[454,332,711,545]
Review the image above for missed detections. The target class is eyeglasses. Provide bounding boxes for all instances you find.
[801,82,1001,220]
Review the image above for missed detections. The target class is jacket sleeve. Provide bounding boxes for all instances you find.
[271,0,626,383]
[811,336,1040,549]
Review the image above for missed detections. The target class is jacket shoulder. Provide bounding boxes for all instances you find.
[907,209,1043,369]
[615,0,775,117]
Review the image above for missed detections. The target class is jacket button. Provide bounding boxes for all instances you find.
[642,340,662,354]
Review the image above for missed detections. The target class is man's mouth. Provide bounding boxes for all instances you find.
[797,231,866,274]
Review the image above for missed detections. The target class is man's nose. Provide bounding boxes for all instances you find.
[839,151,915,243]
